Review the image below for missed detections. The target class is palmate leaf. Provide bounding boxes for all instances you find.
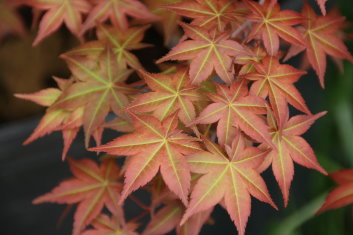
[245,0,304,56]
[129,67,201,125]
[81,0,157,33]
[163,0,247,31]
[65,24,150,70]
[143,200,212,235]
[24,0,91,45]
[181,136,276,235]
[82,214,138,235]
[55,49,137,147]
[90,113,202,205]
[15,78,85,160]
[244,56,309,126]
[285,3,353,87]
[157,22,246,84]
[33,158,122,235]
[260,109,327,206]
[194,79,273,147]
[318,169,353,214]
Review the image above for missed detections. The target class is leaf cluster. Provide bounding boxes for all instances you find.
[12,0,353,234]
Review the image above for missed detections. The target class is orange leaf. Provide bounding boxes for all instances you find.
[90,113,202,206]
[245,0,304,56]
[33,158,122,235]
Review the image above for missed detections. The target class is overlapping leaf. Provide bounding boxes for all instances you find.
[129,67,201,125]
[143,0,182,45]
[317,169,353,214]
[260,109,327,206]
[15,78,84,160]
[194,79,272,147]
[285,3,353,87]
[143,200,212,235]
[245,0,304,56]
[24,0,91,45]
[244,56,309,126]
[55,49,136,147]
[181,136,276,235]
[163,0,247,31]
[90,113,202,205]
[65,24,150,69]
[82,214,138,235]
[81,0,157,33]
[33,158,122,235]
[157,22,246,84]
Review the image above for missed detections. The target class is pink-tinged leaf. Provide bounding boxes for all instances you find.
[143,203,183,235]
[25,0,91,45]
[62,128,79,160]
[316,0,327,15]
[33,158,122,234]
[130,67,201,125]
[244,56,309,126]
[194,80,273,147]
[15,88,61,107]
[177,207,213,235]
[65,24,150,70]
[104,116,134,133]
[263,109,327,206]
[157,23,247,84]
[290,3,353,87]
[82,214,138,235]
[81,0,158,33]
[318,169,353,214]
[163,0,246,32]
[141,0,182,45]
[90,114,202,205]
[23,109,68,145]
[56,49,135,147]
[245,0,304,55]
[181,136,275,235]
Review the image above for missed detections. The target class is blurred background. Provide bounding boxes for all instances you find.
[0,0,352,234]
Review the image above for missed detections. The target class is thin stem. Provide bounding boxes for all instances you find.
[129,195,151,211]
[128,210,150,223]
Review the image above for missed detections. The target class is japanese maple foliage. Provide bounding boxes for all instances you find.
[13,0,353,234]
[318,169,353,215]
